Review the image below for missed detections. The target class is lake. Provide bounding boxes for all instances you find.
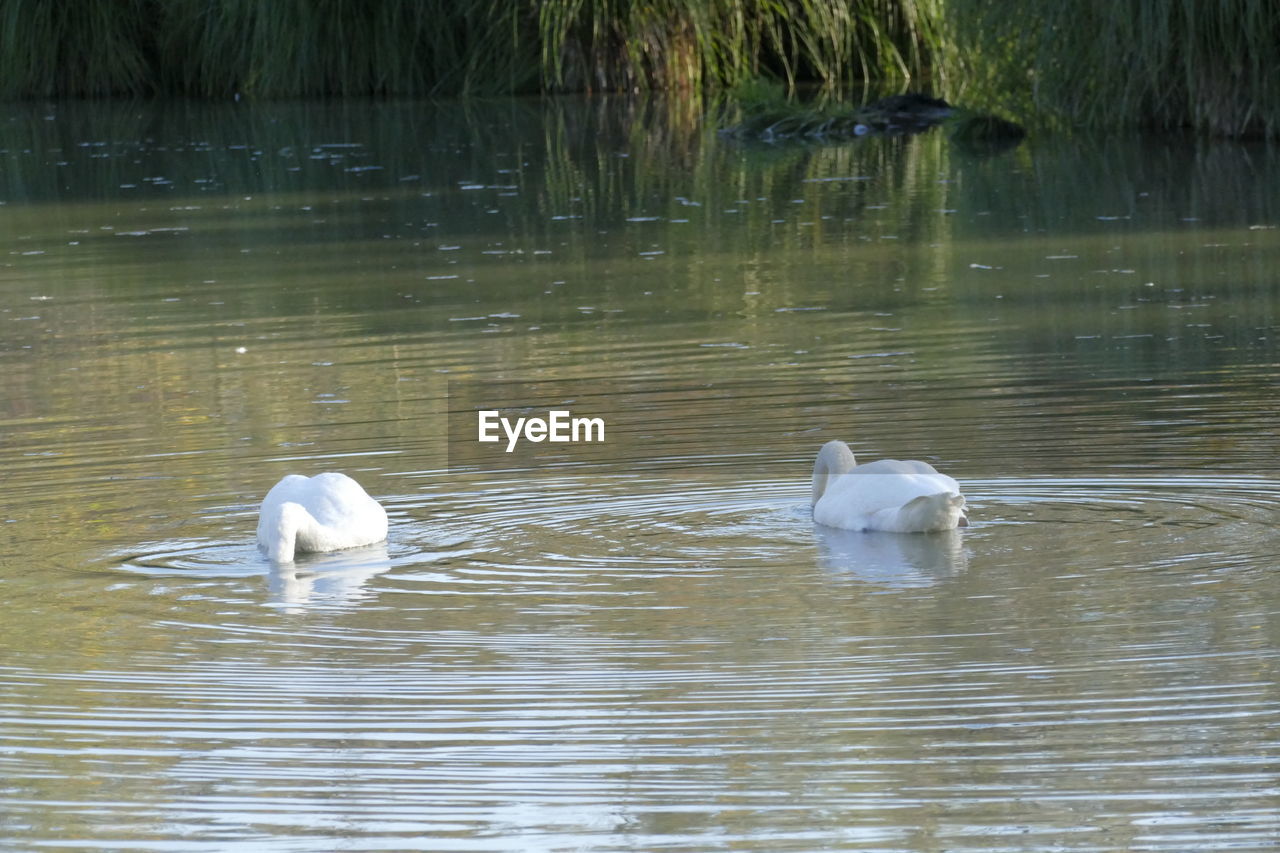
[1,97,1278,851]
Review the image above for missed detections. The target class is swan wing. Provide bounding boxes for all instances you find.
[848,459,959,492]
[300,472,381,526]
[820,471,953,512]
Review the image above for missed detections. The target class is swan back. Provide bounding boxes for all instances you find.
[257,472,388,563]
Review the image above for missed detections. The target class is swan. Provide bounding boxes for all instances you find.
[257,473,388,563]
[811,440,967,532]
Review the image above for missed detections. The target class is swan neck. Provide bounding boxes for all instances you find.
[267,504,307,562]
[268,526,297,563]
[812,441,857,506]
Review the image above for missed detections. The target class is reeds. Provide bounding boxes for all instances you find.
[2,0,1279,138]
[945,0,1280,137]
[0,0,154,97]
[0,0,540,98]
[158,0,539,97]
[0,0,939,99]
[537,0,943,92]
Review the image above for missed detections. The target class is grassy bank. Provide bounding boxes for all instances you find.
[538,0,942,91]
[946,0,1280,138]
[1,0,1277,137]
[0,0,540,98]
[0,0,938,98]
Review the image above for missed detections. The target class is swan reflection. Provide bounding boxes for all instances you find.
[813,525,968,587]
[266,541,392,608]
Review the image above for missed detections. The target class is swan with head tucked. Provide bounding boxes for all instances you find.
[811,440,967,532]
[257,472,388,563]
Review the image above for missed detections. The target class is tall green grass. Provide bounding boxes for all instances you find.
[945,0,1280,137]
[158,0,538,97]
[2,0,1279,138]
[537,0,942,92]
[0,0,154,97]
[0,0,939,99]
[0,0,540,98]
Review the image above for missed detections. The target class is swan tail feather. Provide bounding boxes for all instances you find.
[898,492,966,532]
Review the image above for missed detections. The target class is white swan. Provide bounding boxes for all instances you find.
[811,440,967,532]
[257,473,388,563]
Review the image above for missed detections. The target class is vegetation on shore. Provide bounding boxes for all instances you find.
[0,0,940,99]
[0,0,1276,137]
[538,0,941,92]
[945,0,1280,138]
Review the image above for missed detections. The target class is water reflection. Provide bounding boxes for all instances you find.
[814,526,968,586]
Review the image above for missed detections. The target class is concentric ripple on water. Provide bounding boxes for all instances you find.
[7,465,1280,850]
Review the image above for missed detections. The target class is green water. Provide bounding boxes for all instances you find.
[1,98,1278,851]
